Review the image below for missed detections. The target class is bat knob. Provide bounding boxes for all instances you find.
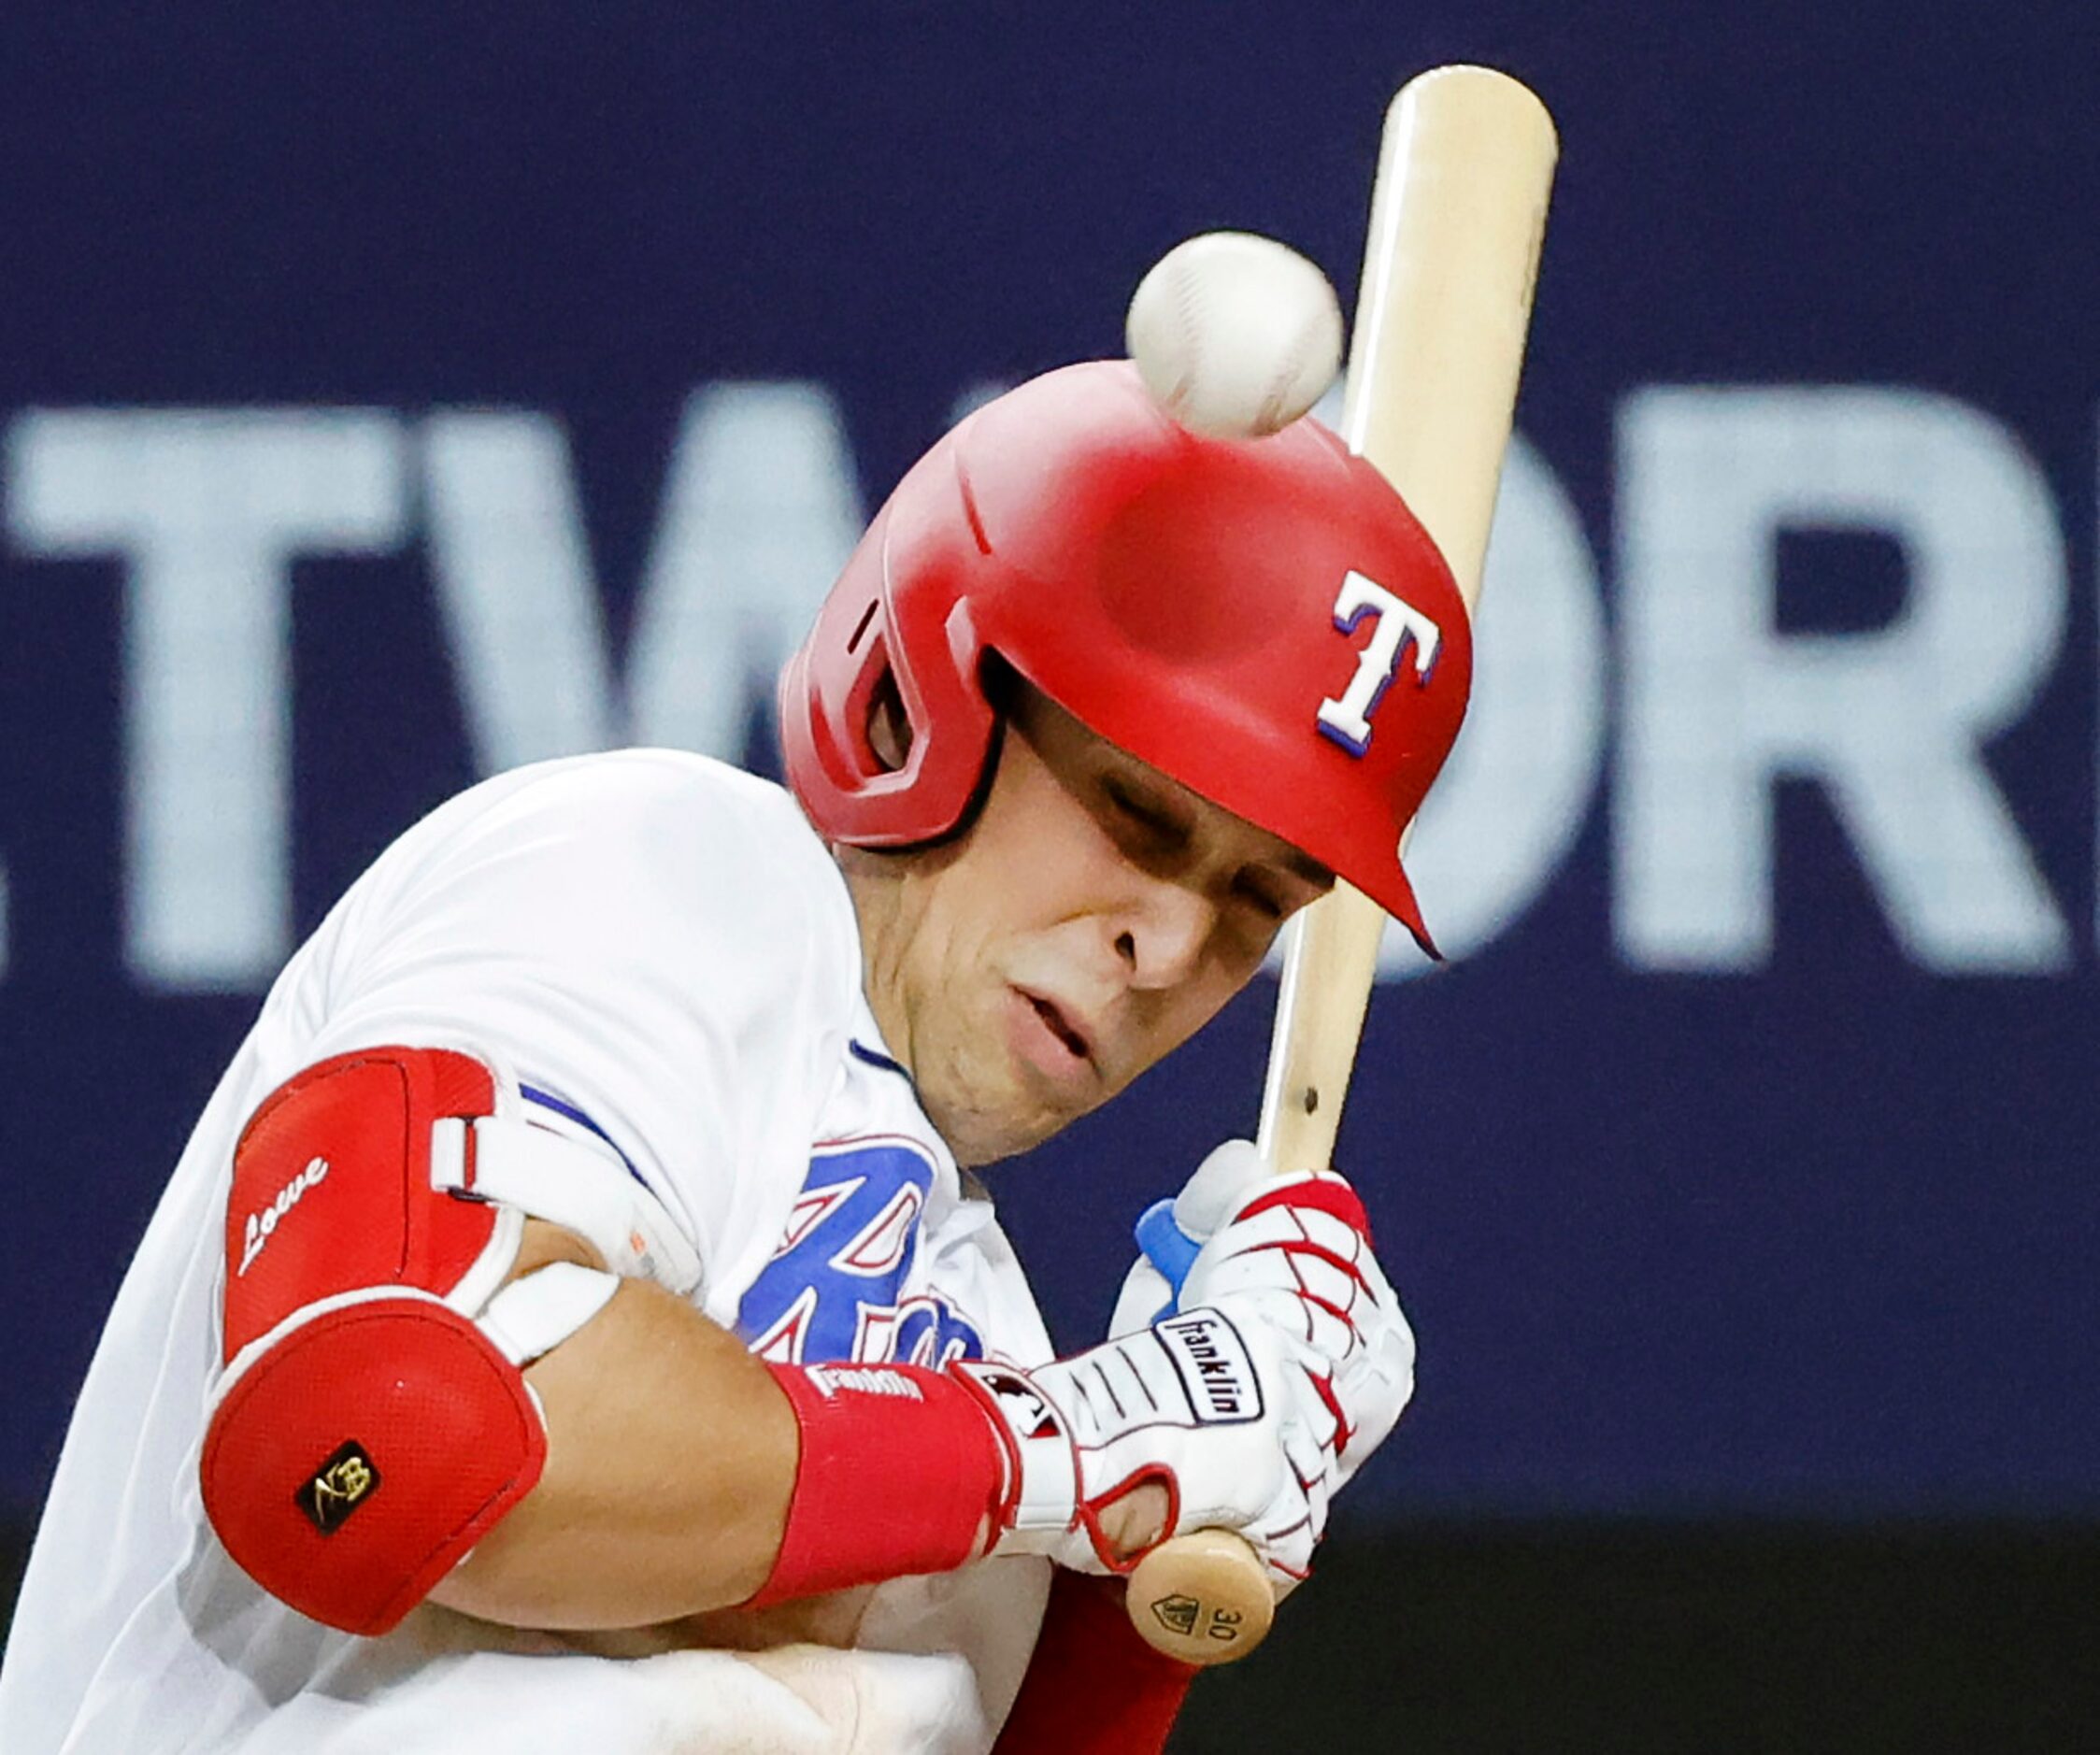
[1124,1529,1277,1665]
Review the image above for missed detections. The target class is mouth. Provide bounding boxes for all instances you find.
[1010,985,1096,1075]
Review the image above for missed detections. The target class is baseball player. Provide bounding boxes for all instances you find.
[0,360,1469,1753]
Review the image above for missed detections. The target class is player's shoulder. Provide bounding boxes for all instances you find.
[436,749,830,877]
[466,746,805,829]
[360,749,855,972]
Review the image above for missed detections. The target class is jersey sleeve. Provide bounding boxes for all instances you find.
[285,751,861,1320]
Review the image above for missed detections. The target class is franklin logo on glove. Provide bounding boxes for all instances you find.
[1156,1313,1262,1421]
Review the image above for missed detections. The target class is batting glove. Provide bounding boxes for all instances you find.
[952,1302,1335,1590]
[1112,1139,1416,1493]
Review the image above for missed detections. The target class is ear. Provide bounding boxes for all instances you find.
[866,668,914,772]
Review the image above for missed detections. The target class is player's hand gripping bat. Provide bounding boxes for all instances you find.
[1122,64,1558,1667]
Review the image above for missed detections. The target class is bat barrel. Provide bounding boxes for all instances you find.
[1344,64,1559,609]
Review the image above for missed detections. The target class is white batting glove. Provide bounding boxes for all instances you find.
[952,1305,1333,1589]
[1113,1140,1416,1493]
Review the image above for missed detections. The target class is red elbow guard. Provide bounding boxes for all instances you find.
[203,1289,548,1635]
[201,1046,617,1635]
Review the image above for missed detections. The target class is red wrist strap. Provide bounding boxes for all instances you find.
[994,1569,1197,1753]
[750,1361,1007,1607]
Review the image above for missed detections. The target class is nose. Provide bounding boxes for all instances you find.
[1112,878,1218,989]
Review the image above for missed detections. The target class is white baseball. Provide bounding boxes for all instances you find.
[1125,232,1344,438]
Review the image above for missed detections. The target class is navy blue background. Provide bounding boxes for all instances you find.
[3,1,2097,1527]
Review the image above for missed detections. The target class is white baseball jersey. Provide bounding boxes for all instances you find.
[0,750,1057,1754]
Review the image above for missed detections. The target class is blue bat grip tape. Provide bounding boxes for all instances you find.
[1135,1197,1203,1319]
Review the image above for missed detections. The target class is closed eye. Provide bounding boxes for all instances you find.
[1101,776,1189,850]
[1103,773,1326,920]
[1233,876,1289,920]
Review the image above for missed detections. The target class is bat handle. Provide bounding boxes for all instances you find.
[1124,1528,1277,1663]
[1121,1196,1279,1662]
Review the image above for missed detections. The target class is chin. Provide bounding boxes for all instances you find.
[916,1004,1114,1165]
[920,1067,1077,1168]
[926,1095,1064,1169]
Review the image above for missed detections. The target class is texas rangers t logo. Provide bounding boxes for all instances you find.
[1315,569,1443,755]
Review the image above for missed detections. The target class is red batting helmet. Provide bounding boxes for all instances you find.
[778,361,1471,955]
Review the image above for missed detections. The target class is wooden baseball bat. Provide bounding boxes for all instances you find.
[1123,64,1558,1666]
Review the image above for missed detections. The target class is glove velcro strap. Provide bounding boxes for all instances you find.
[748,1362,1006,1607]
[433,1116,703,1294]
[950,1362,1080,1540]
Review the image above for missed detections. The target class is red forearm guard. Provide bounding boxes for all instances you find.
[749,1360,1009,1607]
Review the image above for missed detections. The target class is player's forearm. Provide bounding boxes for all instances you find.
[432,1277,798,1630]
[200,1052,1006,1642]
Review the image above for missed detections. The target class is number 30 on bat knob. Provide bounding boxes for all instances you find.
[1124,1530,1277,1666]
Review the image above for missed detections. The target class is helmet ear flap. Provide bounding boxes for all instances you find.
[784,424,1019,848]
[839,633,904,782]
[862,660,915,774]
[780,562,1002,848]
[868,593,1001,844]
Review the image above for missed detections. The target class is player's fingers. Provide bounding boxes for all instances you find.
[1221,1169,1372,1240]
[1170,1139,1271,1235]
[1194,1260,1365,1358]
[1279,1420,1333,1543]
[1251,1500,1318,1591]
[1203,1282,1356,1363]
[1351,1232,1403,1316]
[1195,1207,1378,1305]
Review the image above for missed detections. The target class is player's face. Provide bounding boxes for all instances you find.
[852,687,1334,1165]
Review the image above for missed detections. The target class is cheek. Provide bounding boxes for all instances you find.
[901,841,1072,1002]
[1136,940,1268,1064]
[901,879,981,995]
[983,742,1136,894]
[965,834,1132,963]
[1205,911,1281,995]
